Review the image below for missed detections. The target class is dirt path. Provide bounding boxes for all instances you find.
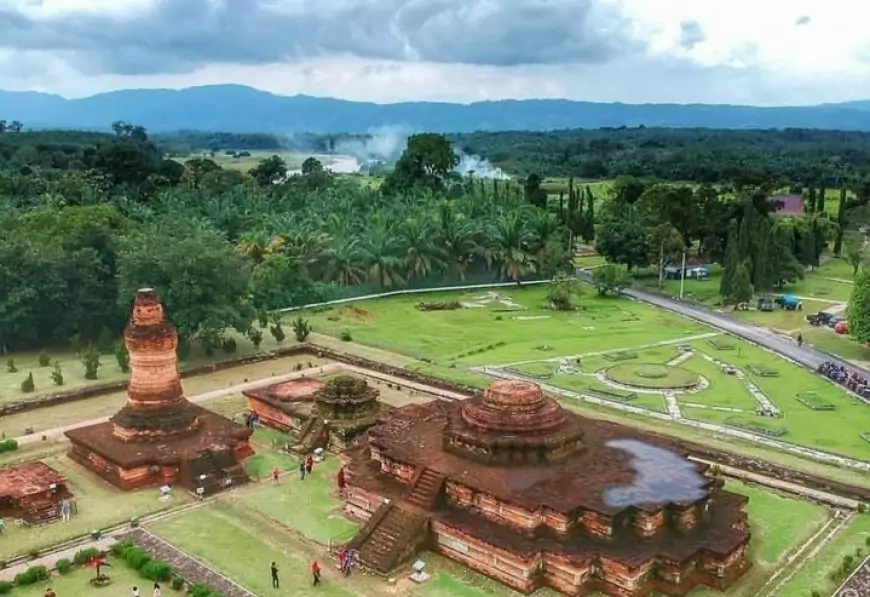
[125,528,255,597]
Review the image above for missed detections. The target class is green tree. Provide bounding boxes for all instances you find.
[115,343,130,373]
[292,317,311,342]
[382,133,459,195]
[730,262,754,305]
[848,269,870,343]
[523,174,548,209]
[719,220,739,299]
[116,218,253,348]
[249,253,322,312]
[595,204,650,271]
[249,155,288,186]
[546,275,582,310]
[844,235,866,275]
[590,264,632,296]
[81,346,101,380]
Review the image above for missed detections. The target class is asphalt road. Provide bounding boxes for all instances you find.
[577,270,870,378]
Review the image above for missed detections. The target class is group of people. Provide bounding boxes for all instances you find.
[817,361,870,396]
[336,547,358,577]
[129,584,161,597]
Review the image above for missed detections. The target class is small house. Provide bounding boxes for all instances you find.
[0,462,72,524]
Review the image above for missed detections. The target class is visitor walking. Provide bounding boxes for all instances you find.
[132,587,140,597]
[0,517,5,534]
[271,467,280,483]
[796,332,803,347]
[311,560,321,586]
[152,583,162,597]
[44,588,56,597]
[299,460,306,481]
[60,498,71,522]
[270,562,280,588]
[305,455,314,476]
[337,466,346,496]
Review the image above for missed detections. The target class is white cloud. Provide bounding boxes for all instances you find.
[0,0,868,105]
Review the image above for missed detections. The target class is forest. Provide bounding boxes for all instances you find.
[1,122,869,354]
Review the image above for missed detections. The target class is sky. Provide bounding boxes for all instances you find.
[0,0,868,105]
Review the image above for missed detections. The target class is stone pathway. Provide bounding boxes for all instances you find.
[666,350,695,367]
[834,554,870,597]
[745,381,781,417]
[124,528,255,597]
[663,393,682,419]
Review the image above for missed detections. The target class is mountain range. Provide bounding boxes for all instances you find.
[4,85,870,133]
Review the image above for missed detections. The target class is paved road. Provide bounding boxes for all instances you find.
[577,270,870,378]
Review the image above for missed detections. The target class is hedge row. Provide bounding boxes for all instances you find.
[111,540,223,597]
[0,439,18,453]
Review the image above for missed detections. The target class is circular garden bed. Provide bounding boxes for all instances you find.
[604,363,700,390]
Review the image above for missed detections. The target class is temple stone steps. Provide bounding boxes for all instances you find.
[26,500,60,525]
[354,503,427,575]
[405,468,445,510]
[293,418,326,454]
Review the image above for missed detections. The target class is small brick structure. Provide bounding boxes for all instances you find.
[65,289,254,495]
[0,462,72,524]
[343,380,750,597]
[245,374,387,453]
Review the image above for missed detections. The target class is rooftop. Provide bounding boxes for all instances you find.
[0,462,66,501]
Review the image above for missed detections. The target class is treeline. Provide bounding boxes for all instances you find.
[449,127,870,185]
[154,131,370,156]
[0,129,572,353]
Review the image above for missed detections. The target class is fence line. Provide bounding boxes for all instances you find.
[277,279,550,314]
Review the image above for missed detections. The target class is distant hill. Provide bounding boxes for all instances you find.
[5,85,870,133]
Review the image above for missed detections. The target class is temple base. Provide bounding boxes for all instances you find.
[65,405,254,495]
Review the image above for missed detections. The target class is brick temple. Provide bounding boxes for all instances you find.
[0,462,72,524]
[245,374,387,453]
[343,380,750,597]
[65,289,254,494]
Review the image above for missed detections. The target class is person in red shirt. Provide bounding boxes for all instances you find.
[305,455,314,475]
[271,467,280,483]
[310,560,321,586]
[337,466,346,495]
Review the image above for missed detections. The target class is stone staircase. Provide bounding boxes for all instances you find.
[293,417,326,454]
[24,499,60,525]
[349,502,428,575]
[405,468,445,510]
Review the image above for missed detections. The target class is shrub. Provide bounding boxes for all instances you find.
[171,575,185,590]
[142,560,172,582]
[340,330,353,341]
[222,338,237,354]
[110,540,133,557]
[6,358,16,373]
[81,346,101,380]
[51,362,64,386]
[189,584,212,597]
[248,328,263,349]
[13,565,48,586]
[73,547,102,566]
[37,351,51,367]
[115,343,130,372]
[20,373,35,393]
[292,317,311,342]
[0,581,11,594]
[0,439,19,453]
[56,558,72,575]
[123,546,151,570]
[270,323,285,345]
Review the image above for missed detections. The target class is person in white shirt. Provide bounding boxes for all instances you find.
[152,582,162,597]
[132,586,140,597]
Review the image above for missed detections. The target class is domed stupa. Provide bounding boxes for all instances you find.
[66,289,254,494]
[342,379,750,597]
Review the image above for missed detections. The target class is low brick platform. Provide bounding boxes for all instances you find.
[123,528,254,597]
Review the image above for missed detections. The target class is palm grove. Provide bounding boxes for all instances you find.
[1,123,868,357]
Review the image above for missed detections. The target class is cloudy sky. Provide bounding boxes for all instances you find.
[0,0,867,105]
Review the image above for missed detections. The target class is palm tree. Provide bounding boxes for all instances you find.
[322,235,367,286]
[435,200,479,279]
[360,219,404,288]
[489,212,535,284]
[397,216,446,280]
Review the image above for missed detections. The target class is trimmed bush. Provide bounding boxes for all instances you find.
[13,565,48,586]
[73,547,102,566]
[171,575,185,590]
[20,373,35,393]
[0,581,11,594]
[222,338,237,354]
[747,364,779,377]
[38,351,51,367]
[142,560,172,582]
[0,439,18,453]
[123,546,151,570]
[56,558,73,575]
[110,539,133,557]
[340,330,353,341]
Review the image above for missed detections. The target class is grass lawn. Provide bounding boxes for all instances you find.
[777,513,870,597]
[228,456,358,545]
[10,557,143,596]
[174,150,336,172]
[300,286,708,365]
[0,326,293,404]
[149,503,359,597]
[0,456,190,561]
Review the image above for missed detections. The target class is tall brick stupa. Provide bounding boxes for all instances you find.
[66,288,254,494]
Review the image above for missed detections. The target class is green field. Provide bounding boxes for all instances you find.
[173,149,338,172]
[298,285,870,461]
